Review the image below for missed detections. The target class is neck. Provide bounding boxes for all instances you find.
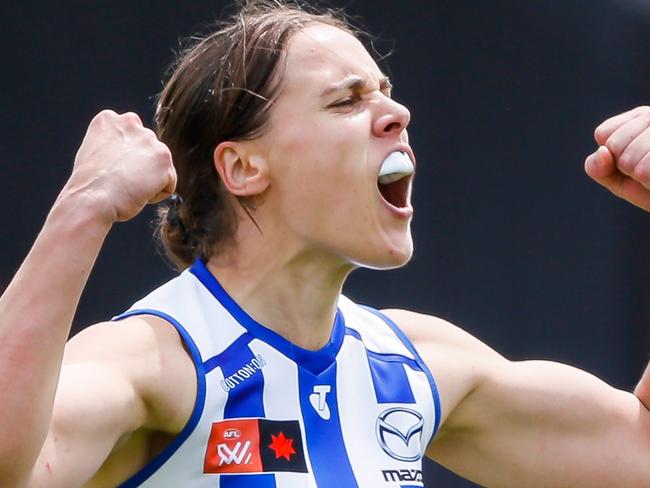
[206,223,354,351]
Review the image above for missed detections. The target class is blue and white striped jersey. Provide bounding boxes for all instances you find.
[114,260,441,487]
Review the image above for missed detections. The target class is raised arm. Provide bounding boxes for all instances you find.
[383,107,650,487]
[0,110,176,485]
[387,309,650,488]
[585,104,650,409]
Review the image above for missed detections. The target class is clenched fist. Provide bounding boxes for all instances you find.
[585,106,650,212]
[63,110,176,223]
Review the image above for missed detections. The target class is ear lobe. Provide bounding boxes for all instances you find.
[214,143,270,196]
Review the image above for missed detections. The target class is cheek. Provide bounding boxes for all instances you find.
[273,114,371,188]
[265,109,378,233]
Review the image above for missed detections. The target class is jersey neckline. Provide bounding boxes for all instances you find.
[190,259,345,376]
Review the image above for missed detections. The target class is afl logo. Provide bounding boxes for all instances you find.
[375,407,424,462]
[224,428,241,440]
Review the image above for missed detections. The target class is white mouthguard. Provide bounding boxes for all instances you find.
[378,151,414,185]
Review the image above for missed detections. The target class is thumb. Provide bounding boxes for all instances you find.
[585,145,650,212]
[584,145,616,183]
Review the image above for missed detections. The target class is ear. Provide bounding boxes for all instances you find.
[213,142,270,197]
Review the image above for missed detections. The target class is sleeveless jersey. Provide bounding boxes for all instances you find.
[114,260,441,488]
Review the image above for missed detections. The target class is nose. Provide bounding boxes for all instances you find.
[372,98,411,137]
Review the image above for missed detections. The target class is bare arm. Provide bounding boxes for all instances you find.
[634,362,650,410]
[387,309,650,487]
[0,190,111,484]
[29,317,196,488]
[381,108,650,487]
[435,358,650,487]
[579,105,650,419]
[0,110,176,485]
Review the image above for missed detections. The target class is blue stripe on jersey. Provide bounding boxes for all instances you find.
[221,334,265,418]
[344,327,362,341]
[190,259,344,375]
[298,364,358,488]
[366,350,419,370]
[346,329,425,403]
[366,353,416,404]
[202,333,253,374]
[111,309,207,488]
[219,333,276,488]
[360,307,442,437]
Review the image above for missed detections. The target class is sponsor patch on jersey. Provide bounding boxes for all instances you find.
[381,468,423,483]
[204,418,308,474]
[376,407,424,462]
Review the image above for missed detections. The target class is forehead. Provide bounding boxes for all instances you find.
[281,23,384,95]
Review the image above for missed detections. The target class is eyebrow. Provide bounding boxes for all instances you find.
[320,75,392,97]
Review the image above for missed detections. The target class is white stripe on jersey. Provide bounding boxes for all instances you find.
[336,335,389,486]
[113,261,440,487]
[249,340,319,488]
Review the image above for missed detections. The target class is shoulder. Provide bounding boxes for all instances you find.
[380,308,503,357]
[65,315,181,362]
[64,315,196,432]
[380,308,507,429]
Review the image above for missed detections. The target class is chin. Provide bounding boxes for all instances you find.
[353,238,414,271]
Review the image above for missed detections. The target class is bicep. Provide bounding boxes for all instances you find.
[430,359,650,487]
[25,316,188,488]
[28,359,147,488]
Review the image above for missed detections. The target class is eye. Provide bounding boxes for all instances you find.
[329,93,361,108]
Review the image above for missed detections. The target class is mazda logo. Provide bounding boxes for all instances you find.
[376,407,424,462]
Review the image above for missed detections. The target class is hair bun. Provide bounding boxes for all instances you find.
[165,194,189,244]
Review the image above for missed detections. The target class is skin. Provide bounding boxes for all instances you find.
[1,22,650,488]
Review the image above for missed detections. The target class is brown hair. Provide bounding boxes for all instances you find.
[154,0,353,269]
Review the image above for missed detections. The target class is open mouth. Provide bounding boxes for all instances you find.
[378,175,411,209]
[377,151,414,210]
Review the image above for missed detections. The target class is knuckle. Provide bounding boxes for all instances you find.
[634,106,650,122]
[120,112,143,126]
[594,126,607,142]
[606,140,619,155]
[169,168,178,185]
[149,130,162,144]
[90,109,117,125]
[161,146,173,160]
[139,127,156,141]
[606,137,623,156]
[98,109,117,118]
[633,162,650,182]
[617,152,635,172]
[154,142,172,160]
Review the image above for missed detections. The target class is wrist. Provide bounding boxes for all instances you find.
[51,187,115,236]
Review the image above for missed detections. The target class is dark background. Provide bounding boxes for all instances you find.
[1,1,649,486]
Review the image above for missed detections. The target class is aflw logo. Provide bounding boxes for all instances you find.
[204,418,308,475]
[217,441,253,466]
[220,354,267,392]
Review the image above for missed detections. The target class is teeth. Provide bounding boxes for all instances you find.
[378,151,414,184]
